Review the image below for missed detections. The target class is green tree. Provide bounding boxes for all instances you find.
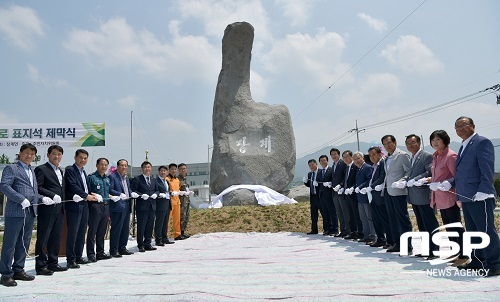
[0,154,11,164]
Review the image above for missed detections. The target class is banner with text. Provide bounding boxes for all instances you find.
[0,123,105,149]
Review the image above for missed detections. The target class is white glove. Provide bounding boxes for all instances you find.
[159,193,167,198]
[414,178,428,187]
[171,191,180,196]
[323,182,332,188]
[438,180,451,191]
[42,197,54,205]
[94,193,103,202]
[120,193,127,200]
[407,179,415,187]
[73,194,84,202]
[333,184,341,192]
[313,181,318,187]
[365,186,373,193]
[429,182,440,191]
[355,187,360,194]
[338,188,344,195]
[188,190,194,195]
[53,194,62,204]
[131,192,139,199]
[141,194,149,200]
[346,187,354,195]
[21,199,30,209]
[360,188,367,194]
[179,191,186,196]
[150,193,158,199]
[302,176,307,183]
[111,195,121,202]
[374,184,383,192]
[473,192,490,201]
[391,181,406,189]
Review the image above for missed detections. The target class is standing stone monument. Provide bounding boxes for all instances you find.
[211,22,296,205]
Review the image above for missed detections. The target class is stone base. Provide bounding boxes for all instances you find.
[222,189,257,206]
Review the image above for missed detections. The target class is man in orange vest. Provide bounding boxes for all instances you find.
[165,163,182,240]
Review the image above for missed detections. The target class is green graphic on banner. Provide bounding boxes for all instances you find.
[72,123,105,147]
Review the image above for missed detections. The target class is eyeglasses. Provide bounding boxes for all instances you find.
[454,124,470,130]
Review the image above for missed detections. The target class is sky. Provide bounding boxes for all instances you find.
[1,0,499,169]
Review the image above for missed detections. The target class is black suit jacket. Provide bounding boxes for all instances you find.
[331,160,346,194]
[64,164,89,213]
[369,159,386,206]
[131,175,158,212]
[343,163,358,189]
[156,176,172,212]
[35,162,65,215]
[317,166,333,199]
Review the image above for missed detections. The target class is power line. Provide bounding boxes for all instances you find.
[292,0,428,120]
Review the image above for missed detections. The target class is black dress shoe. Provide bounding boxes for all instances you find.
[369,241,386,248]
[181,234,190,239]
[144,246,157,251]
[164,240,175,244]
[306,231,318,235]
[156,242,165,247]
[76,258,89,265]
[426,255,439,260]
[333,232,343,237]
[36,267,54,276]
[386,244,401,253]
[457,263,483,270]
[47,264,68,272]
[1,276,17,287]
[67,262,80,269]
[119,249,134,255]
[13,271,35,281]
[96,253,112,260]
[174,236,184,241]
[111,253,122,258]
[485,269,500,277]
[344,233,356,240]
[138,247,146,253]
[88,256,97,263]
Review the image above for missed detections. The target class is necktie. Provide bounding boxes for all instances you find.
[146,176,151,187]
[458,145,464,157]
[321,169,325,178]
[81,169,88,193]
[122,175,129,198]
[310,171,316,194]
[333,162,337,173]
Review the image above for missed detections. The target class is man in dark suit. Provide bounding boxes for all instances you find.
[34,145,68,276]
[0,143,40,287]
[330,148,347,237]
[403,135,439,259]
[108,159,134,257]
[64,149,98,269]
[303,159,321,234]
[316,155,337,236]
[155,166,174,246]
[130,161,159,252]
[365,146,392,248]
[341,150,361,240]
[450,116,500,277]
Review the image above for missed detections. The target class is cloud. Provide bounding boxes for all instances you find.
[0,5,44,51]
[341,73,401,106]
[380,35,444,75]
[63,17,219,84]
[159,118,196,133]
[357,13,387,32]
[0,111,18,123]
[176,0,271,41]
[249,70,268,102]
[261,28,352,89]
[116,95,138,109]
[275,0,315,27]
[27,63,68,87]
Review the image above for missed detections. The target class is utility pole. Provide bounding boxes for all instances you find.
[349,120,365,151]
